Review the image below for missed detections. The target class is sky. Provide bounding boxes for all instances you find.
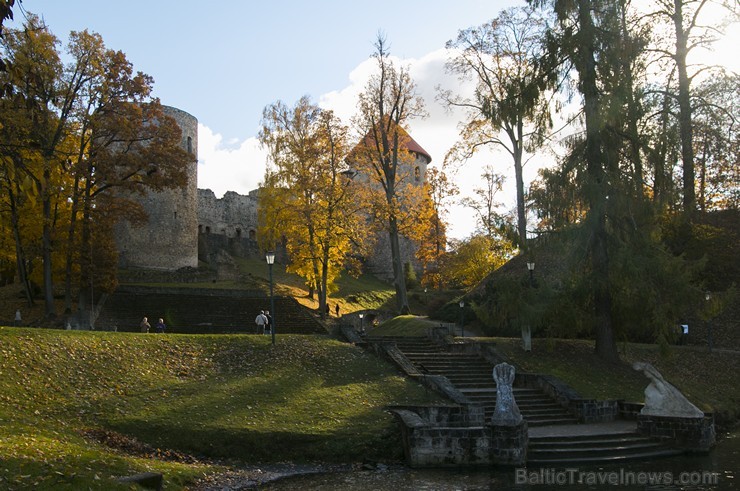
[8,1,740,240]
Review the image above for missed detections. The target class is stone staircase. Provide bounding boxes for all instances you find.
[95,286,326,334]
[366,335,578,427]
[367,335,684,464]
[528,423,683,464]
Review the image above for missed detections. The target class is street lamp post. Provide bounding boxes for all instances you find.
[459,300,465,337]
[266,251,276,345]
[705,291,713,353]
[359,313,365,336]
[526,261,535,286]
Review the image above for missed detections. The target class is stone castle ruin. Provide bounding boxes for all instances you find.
[114,106,199,271]
[114,106,431,281]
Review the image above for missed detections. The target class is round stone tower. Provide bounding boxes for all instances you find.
[115,105,199,271]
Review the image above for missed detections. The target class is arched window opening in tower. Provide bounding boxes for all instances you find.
[187,136,193,154]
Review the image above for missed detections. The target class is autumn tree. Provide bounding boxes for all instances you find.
[1,16,190,321]
[258,96,364,317]
[442,5,552,248]
[0,14,70,315]
[0,0,16,79]
[351,35,428,314]
[416,166,457,288]
[439,234,513,289]
[65,34,191,326]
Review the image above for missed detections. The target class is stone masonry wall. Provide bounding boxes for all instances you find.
[197,189,259,240]
[115,106,198,271]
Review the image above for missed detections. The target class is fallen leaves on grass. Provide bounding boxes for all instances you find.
[80,428,202,464]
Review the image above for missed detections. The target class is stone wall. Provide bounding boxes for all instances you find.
[197,189,259,240]
[390,407,528,467]
[113,107,432,280]
[637,413,716,452]
[115,106,199,271]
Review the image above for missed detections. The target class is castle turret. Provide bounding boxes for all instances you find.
[115,106,199,271]
[346,124,432,280]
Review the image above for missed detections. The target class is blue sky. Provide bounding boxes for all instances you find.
[8,1,739,240]
[16,0,519,141]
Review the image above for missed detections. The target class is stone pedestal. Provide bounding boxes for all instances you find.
[637,414,715,453]
[490,420,528,466]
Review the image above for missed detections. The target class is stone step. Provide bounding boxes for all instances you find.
[527,426,684,463]
[527,447,683,466]
[530,436,655,449]
[460,392,552,401]
[526,417,581,427]
[408,355,485,360]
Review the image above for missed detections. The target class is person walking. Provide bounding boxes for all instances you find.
[255,310,267,334]
[154,318,166,333]
[264,310,273,334]
[140,316,151,333]
[14,309,21,327]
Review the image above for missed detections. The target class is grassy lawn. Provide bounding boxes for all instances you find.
[0,327,444,490]
[233,257,396,315]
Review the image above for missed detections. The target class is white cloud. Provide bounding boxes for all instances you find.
[197,47,557,240]
[196,124,268,198]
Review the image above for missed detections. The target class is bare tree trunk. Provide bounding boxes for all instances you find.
[388,216,410,314]
[513,122,527,247]
[42,165,56,319]
[63,174,81,312]
[10,203,34,307]
[652,88,672,207]
[673,0,696,215]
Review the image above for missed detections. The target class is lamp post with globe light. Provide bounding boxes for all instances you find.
[705,291,713,353]
[266,251,276,345]
[459,300,465,337]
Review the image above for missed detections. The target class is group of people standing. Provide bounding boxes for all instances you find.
[139,316,166,333]
[255,310,272,334]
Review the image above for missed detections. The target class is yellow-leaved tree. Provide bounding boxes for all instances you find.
[350,34,432,314]
[258,96,365,318]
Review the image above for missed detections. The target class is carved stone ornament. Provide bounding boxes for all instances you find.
[633,361,704,418]
[491,362,523,425]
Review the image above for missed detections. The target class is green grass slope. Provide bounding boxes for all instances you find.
[490,337,740,424]
[0,327,443,490]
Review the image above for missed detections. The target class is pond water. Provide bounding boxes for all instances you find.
[260,430,739,490]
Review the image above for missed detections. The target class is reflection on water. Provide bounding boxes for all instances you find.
[262,430,738,490]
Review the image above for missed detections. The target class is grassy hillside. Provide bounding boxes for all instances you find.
[491,337,739,424]
[0,328,443,490]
